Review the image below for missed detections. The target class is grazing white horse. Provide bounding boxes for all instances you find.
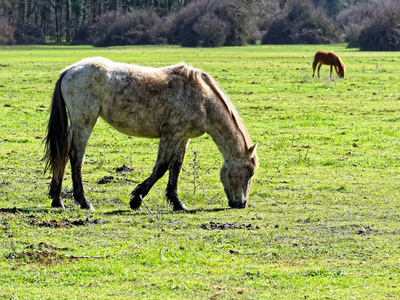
[44,57,258,211]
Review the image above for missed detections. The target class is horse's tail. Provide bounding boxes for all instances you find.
[43,70,69,174]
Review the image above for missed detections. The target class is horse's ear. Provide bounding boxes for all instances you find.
[248,142,258,158]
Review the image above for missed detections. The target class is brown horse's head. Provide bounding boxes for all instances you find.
[335,57,346,78]
[220,143,258,209]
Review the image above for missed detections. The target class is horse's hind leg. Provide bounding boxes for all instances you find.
[68,112,99,210]
[312,58,318,78]
[49,154,69,208]
[166,139,189,211]
[48,128,72,208]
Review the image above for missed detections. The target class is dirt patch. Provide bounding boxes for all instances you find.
[30,242,69,251]
[1,226,16,237]
[6,242,78,265]
[356,226,375,235]
[0,208,100,229]
[97,175,140,184]
[31,217,99,228]
[116,164,133,173]
[6,242,75,264]
[6,250,64,264]
[98,176,116,184]
[31,219,99,228]
[201,222,260,230]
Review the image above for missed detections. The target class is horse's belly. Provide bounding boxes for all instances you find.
[100,110,162,138]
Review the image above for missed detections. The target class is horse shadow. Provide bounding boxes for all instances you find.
[0,206,232,217]
[103,207,231,216]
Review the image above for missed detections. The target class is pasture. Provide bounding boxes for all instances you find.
[0,45,399,299]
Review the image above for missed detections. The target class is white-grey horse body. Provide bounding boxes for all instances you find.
[63,57,206,139]
[44,57,258,211]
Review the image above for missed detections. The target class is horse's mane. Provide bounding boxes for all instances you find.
[169,64,258,167]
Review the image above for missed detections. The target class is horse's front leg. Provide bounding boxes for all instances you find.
[166,139,190,211]
[129,160,169,210]
[334,65,339,77]
[130,135,182,210]
[317,63,322,78]
[330,65,333,78]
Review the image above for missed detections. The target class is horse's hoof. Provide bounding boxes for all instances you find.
[82,204,95,211]
[129,202,142,211]
[51,200,65,209]
[129,195,143,210]
[173,203,189,211]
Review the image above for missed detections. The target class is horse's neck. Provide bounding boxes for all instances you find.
[206,104,247,161]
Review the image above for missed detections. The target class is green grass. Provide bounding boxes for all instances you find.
[0,44,399,299]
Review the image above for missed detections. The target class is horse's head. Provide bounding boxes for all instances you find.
[335,58,346,78]
[338,66,345,78]
[220,143,258,209]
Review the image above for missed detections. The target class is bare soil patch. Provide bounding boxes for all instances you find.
[201,222,260,230]
[31,217,100,228]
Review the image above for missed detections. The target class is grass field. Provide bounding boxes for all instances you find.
[0,44,399,299]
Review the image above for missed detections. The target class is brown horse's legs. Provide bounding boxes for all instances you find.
[130,135,185,210]
[166,139,189,211]
[317,63,322,78]
[312,64,316,78]
[334,65,339,77]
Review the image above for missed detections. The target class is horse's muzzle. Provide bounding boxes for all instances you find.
[229,199,248,209]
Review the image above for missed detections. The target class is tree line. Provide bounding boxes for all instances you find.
[1,0,399,51]
[0,0,192,44]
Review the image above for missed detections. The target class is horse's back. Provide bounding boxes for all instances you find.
[314,50,337,65]
[60,57,208,139]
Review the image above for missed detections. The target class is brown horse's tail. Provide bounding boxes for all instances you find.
[312,53,319,72]
[43,70,69,174]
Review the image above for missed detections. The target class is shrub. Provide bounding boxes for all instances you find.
[73,11,168,47]
[168,0,254,47]
[262,0,341,44]
[358,0,400,51]
[96,11,168,47]
[14,23,45,45]
[336,3,376,48]
[193,13,229,47]
[0,17,15,45]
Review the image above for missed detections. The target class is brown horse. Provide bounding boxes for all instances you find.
[44,57,258,211]
[312,50,346,78]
